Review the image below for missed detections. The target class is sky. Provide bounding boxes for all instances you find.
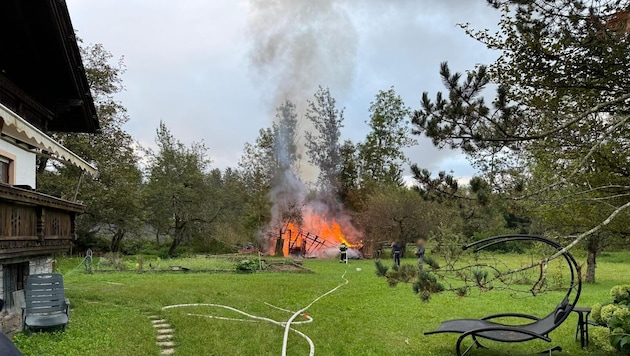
[66,0,501,183]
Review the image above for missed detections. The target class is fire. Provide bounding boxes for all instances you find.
[307,216,353,247]
[272,212,361,257]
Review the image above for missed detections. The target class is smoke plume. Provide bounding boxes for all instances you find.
[247,0,358,108]
[247,0,362,254]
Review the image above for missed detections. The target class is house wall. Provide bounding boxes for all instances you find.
[0,139,36,188]
[0,255,53,299]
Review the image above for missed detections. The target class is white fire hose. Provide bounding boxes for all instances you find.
[281,268,348,356]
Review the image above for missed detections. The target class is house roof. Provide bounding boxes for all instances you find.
[0,0,99,133]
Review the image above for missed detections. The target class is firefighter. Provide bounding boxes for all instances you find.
[339,243,348,263]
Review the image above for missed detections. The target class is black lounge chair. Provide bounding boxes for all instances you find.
[425,235,581,356]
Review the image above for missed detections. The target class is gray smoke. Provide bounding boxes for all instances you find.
[247,0,361,253]
[247,0,358,109]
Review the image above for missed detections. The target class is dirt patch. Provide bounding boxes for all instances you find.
[266,263,314,273]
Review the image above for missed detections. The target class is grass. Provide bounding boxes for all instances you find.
[12,251,629,355]
[91,254,244,272]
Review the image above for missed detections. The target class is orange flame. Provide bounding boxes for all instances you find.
[273,212,361,257]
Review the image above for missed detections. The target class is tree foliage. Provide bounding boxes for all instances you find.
[37,42,143,253]
[143,122,213,256]
[359,87,416,188]
[412,0,630,282]
[305,86,344,198]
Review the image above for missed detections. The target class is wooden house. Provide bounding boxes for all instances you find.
[0,0,99,329]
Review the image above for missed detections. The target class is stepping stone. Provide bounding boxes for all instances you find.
[152,319,167,324]
[153,323,170,328]
[160,349,175,355]
[157,341,175,347]
[157,329,174,334]
[147,315,160,319]
[157,334,173,340]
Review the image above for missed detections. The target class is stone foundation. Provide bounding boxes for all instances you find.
[0,255,54,333]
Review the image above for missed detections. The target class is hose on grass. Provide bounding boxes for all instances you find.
[162,303,316,355]
[161,266,350,355]
[281,268,349,356]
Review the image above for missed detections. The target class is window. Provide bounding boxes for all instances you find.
[0,156,10,184]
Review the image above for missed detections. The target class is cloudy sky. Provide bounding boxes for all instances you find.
[66,0,500,182]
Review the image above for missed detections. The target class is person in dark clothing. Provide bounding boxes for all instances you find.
[339,243,348,263]
[415,238,426,271]
[391,241,402,266]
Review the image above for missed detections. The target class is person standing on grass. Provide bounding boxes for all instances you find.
[415,238,426,271]
[339,242,348,263]
[391,241,402,267]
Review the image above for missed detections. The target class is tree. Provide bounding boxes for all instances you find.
[357,187,451,256]
[412,0,630,282]
[272,100,300,175]
[411,167,522,246]
[268,100,304,231]
[305,87,344,199]
[143,122,212,256]
[359,87,416,188]
[37,42,143,253]
[338,140,362,211]
[239,128,275,232]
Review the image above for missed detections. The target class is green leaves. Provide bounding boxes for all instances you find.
[359,87,416,187]
[592,284,630,353]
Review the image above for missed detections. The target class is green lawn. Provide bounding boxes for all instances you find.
[12,251,628,355]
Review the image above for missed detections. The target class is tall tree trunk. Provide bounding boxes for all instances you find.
[168,222,186,257]
[585,236,600,284]
[586,248,597,284]
[168,235,181,257]
[155,231,160,246]
[110,229,125,253]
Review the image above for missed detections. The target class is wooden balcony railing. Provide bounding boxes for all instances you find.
[0,184,84,259]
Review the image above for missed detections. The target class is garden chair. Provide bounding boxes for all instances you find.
[21,273,70,334]
[424,235,582,356]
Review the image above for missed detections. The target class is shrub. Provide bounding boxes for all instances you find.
[398,264,418,283]
[385,270,400,287]
[592,285,630,354]
[423,255,440,270]
[591,326,617,353]
[97,253,127,271]
[236,259,259,273]
[611,285,630,305]
[413,271,445,302]
[374,259,389,277]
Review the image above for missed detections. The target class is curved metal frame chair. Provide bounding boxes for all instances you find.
[425,235,582,356]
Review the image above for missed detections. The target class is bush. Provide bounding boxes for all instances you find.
[611,285,630,304]
[413,271,445,302]
[385,270,400,287]
[398,264,419,283]
[97,253,127,271]
[374,259,389,277]
[592,285,630,354]
[236,259,260,273]
[591,326,617,353]
[423,255,440,270]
